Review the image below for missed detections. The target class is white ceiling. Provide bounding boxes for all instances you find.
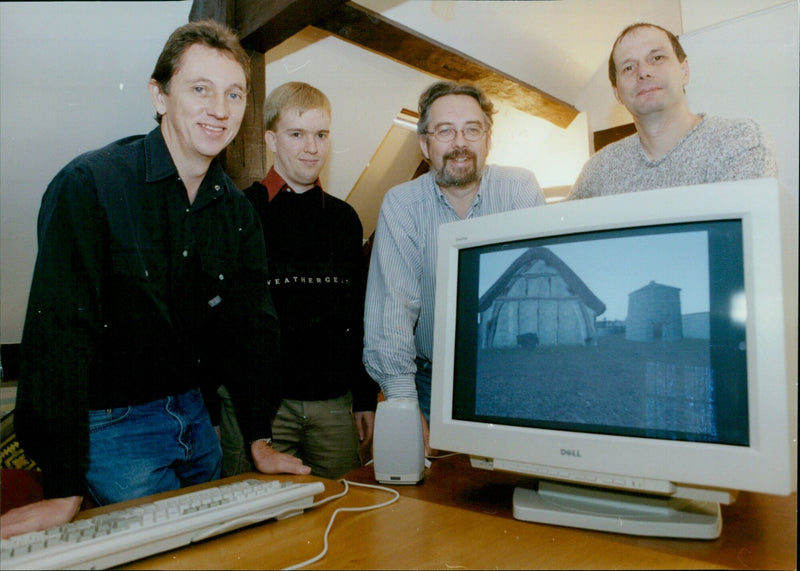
[355,0,789,111]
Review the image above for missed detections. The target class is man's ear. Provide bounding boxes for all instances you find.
[265,130,277,153]
[418,134,430,161]
[148,79,167,116]
[681,58,690,90]
[612,85,623,105]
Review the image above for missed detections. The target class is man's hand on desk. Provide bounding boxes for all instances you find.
[0,495,82,539]
[251,440,311,475]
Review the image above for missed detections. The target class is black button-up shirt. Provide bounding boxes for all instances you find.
[17,127,280,499]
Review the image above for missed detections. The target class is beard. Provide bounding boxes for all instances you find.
[433,149,483,188]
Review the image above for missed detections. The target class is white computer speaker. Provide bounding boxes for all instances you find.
[373,399,425,484]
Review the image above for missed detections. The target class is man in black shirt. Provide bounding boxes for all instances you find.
[1,20,308,541]
[219,82,378,479]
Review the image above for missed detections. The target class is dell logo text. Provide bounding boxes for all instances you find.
[561,449,582,458]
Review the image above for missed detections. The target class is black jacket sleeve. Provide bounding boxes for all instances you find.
[216,196,282,444]
[347,208,379,413]
[17,165,105,499]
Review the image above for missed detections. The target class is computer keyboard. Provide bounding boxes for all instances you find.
[1,478,325,570]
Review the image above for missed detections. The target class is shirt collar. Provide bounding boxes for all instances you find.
[261,166,323,202]
[431,170,486,217]
[143,126,230,201]
[143,127,178,183]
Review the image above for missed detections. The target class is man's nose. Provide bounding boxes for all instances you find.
[638,63,654,80]
[208,93,229,118]
[304,134,318,153]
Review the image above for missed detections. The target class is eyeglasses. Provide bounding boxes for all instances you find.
[422,125,488,143]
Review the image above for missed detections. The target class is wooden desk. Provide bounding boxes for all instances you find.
[104,454,795,570]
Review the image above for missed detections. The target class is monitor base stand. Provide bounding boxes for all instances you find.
[513,480,722,539]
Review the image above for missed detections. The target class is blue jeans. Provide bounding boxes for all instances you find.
[415,358,433,423]
[85,388,221,505]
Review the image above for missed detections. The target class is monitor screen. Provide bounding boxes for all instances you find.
[429,179,797,539]
[453,219,747,447]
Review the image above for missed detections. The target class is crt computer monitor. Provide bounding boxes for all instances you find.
[429,178,797,539]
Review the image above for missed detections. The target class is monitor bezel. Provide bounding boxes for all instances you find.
[429,179,797,497]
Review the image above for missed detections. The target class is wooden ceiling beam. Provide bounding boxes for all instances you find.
[315,3,578,128]
[191,0,348,53]
[236,0,348,53]
[189,0,235,28]
[191,1,577,128]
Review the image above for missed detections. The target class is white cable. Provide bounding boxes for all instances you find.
[282,479,401,570]
[427,451,461,460]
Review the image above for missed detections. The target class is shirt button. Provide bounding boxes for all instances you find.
[218,274,224,281]
[214,185,221,191]
[182,250,189,257]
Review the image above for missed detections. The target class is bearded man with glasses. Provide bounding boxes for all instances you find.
[363,81,546,455]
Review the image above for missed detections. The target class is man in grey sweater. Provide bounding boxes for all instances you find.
[568,23,777,199]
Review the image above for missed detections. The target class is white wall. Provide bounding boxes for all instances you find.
[680,0,789,32]
[573,0,794,134]
[682,2,799,199]
[0,2,192,344]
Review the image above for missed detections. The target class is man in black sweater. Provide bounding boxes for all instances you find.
[219,82,378,479]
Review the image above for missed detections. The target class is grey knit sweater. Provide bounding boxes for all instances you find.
[568,115,778,199]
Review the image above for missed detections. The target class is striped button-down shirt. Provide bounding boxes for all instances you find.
[363,164,546,401]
